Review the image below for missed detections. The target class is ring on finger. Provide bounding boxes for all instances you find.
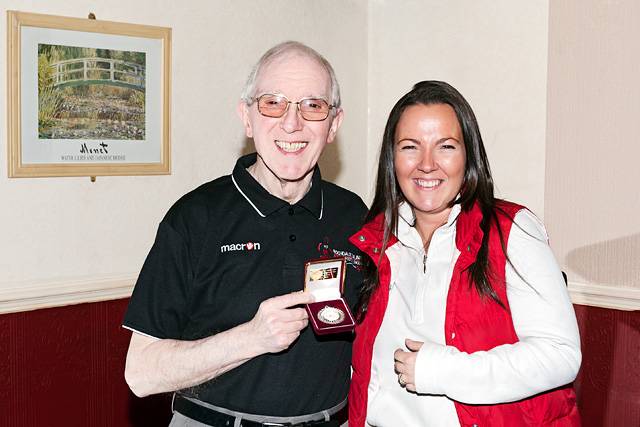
[398,373,406,386]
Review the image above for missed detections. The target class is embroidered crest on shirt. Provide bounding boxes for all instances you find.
[316,237,364,270]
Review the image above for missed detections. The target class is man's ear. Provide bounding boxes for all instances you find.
[326,108,344,144]
[237,101,253,138]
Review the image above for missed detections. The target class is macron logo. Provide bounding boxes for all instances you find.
[220,241,261,253]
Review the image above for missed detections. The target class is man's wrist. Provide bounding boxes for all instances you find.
[230,321,264,360]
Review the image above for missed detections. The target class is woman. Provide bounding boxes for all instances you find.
[349,81,581,426]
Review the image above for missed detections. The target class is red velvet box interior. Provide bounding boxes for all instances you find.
[304,257,355,335]
[306,299,355,335]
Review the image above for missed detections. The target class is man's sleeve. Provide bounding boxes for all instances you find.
[344,196,368,312]
[122,220,192,340]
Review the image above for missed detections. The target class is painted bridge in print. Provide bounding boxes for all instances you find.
[49,57,145,91]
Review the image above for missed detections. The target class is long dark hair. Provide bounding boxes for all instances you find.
[358,80,508,317]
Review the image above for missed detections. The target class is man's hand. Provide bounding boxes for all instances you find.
[393,338,424,392]
[248,291,314,354]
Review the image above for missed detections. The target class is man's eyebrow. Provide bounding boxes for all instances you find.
[256,89,329,100]
[255,89,283,96]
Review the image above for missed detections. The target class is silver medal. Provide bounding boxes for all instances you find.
[317,306,345,324]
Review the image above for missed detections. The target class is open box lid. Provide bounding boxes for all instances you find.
[303,257,346,302]
[304,257,354,335]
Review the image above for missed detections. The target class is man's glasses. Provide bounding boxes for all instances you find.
[254,94,334,121]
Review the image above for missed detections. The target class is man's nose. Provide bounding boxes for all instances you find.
[280,103,304,133]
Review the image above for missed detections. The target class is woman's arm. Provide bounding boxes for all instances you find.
[412,209,581,404]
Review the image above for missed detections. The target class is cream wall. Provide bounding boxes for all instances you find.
[8,2,632,313]
[0,0,368,312]
[546,0,640,308]
[367,0,550,216]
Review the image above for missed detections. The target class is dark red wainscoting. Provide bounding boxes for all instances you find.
[574,304,640,427]
[0,299,172,427]
[2,300,639,426]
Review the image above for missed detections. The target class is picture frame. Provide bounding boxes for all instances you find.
[7,11,171,178]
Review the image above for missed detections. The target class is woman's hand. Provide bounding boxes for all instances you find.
[393,338,424,392]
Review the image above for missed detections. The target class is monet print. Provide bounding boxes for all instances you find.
[8,11,171,177]
[38,44,146,141]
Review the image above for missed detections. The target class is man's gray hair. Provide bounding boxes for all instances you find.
[240,41,341,109]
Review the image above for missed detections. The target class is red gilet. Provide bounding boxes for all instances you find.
[348,201,580,427]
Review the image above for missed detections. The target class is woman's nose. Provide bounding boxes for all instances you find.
[417,149,436,173]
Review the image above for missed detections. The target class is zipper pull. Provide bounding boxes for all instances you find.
[423,253,427,274]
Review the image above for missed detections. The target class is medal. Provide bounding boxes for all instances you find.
[317,305,345,324]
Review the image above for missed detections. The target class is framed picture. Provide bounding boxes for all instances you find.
[7,11,171,178]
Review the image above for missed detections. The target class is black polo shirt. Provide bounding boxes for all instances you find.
[123,153,367,416]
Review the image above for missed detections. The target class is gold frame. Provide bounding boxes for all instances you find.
[7,11,171,177]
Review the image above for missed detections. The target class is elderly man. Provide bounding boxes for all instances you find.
[123,41,366,426]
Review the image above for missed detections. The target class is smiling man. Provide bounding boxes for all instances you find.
[123,42,366,426]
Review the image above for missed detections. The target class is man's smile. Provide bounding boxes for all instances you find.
[275,140,308,153]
